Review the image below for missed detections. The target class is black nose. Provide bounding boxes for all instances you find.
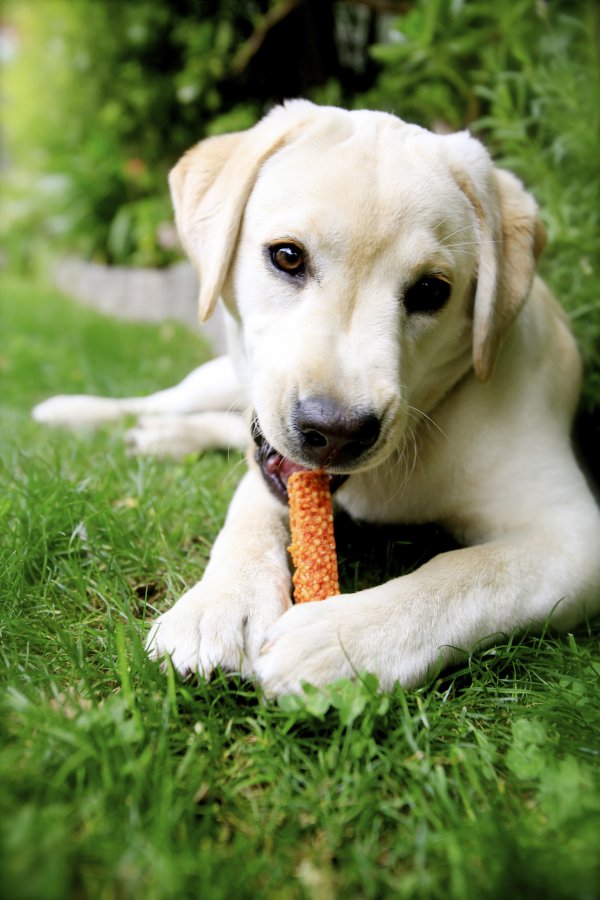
[294,397,381,468]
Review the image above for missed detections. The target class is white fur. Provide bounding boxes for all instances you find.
[34,102,600,695]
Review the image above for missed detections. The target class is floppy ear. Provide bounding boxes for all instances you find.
[169,102,314,321]
[449,137,546,381]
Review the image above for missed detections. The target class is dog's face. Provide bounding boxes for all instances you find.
[231,119,479,481]
[170,102,544,499]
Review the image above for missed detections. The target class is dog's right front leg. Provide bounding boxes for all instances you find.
[145,469,291,679]
[32,355,244,429]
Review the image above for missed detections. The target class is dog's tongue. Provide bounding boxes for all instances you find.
[255,438,348,504]
[263,452,308,487]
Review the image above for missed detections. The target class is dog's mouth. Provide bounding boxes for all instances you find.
[253,424,348,505]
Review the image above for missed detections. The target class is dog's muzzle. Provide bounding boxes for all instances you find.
[253,422,348,505]
[253,396,381,504]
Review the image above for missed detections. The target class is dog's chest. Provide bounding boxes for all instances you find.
[334,466,440,526]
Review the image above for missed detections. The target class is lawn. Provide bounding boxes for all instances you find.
[1,271,600,900]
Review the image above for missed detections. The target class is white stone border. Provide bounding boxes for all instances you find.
[53,257,228,355]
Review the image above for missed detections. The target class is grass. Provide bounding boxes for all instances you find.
[1,273,600,900]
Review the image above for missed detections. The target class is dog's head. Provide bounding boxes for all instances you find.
[170,101,545,497]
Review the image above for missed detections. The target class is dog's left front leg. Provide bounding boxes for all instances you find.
[146,469,292,679]
[256,514,600,696]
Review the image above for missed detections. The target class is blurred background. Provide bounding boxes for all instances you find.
[1,0,599,429]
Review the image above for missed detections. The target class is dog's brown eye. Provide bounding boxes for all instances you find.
[404,277,451,314]
[270,244,305,277]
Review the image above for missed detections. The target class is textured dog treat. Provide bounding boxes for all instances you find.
[288,470,340,604]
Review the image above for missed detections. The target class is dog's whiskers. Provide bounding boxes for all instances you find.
[381,401,449,507]
[439,222,474,244]
[384,436,416,506]
[406,405,448,442]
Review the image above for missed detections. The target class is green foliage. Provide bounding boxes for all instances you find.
[2,0,265,268]
[361,0,554,128]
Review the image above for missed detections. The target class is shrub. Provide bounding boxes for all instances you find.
[2,0,266,268]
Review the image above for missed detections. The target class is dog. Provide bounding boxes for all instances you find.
[34,100,600,696]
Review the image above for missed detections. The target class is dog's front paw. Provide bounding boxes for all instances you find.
[255,595,367,696]
[146,577,291,679]
[126,413,246,459]
[126,415,197,459]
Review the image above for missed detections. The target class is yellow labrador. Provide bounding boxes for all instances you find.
[34,101,600,695]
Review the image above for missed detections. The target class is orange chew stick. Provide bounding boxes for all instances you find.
[287,470,340,604]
